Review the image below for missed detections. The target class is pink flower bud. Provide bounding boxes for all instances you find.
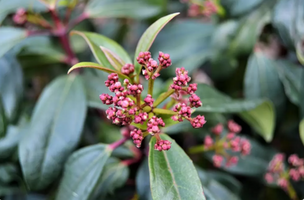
[158,51,172,68]
[211,123,223,135]
[277,178,288,190]
[187,83,197,94]
[154,140,171,151]
[105,73,119,87]
[264,173,274,183]
[147,116,165,135]
[226,156,238,167]
[227,120,242,133]
[144,94,154,107]
[204,135,213,149]
[13,8,27,25]
[212,155,223,167]
[121,63,135,75]
[137,51,151,65]
[130,129,144,148]
[128,84,143,96]
[191,115,206,128]
[289,169,300,181]
[189,93,202,108]
[240,139,251,156]
[99,94,113,105]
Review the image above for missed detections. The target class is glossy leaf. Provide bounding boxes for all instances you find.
[0,54,23,120]
[68,62,131,81]
[134,13,179,76]
[85,0,161,19]
[299,119,304,146]
[91,158,129,199]
[136,158,153,200]
[19,75,87,190]
[0,126,20,160]
[149,134,206,200]
[100,46,125,71]
[0,28,27,58]
[70,31,131,67]
[55,144,112,200]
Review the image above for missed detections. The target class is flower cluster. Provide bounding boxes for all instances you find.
[202,120,251,167]
[182,0,218,18]
[99,51,206,151]
[265,154,304,191]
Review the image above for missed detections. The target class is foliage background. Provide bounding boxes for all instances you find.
[0,0,304,199]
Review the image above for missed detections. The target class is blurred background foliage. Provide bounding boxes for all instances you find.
[0,0,304,199]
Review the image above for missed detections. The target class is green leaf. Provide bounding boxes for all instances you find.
[136,158,153,200]
[19,75,87,190]
[0,98,6,137]
[152,20,215,76]
[244,52,285,113]
[91,158,129,199]
[85,0,161,19]
[240,101,275,142]
[0,28,27,58]
[149,134,206,200]
[195,84,275,142]
[134,13,179,76]
[55,144,112,200]
[100,46,125,71]
[70,31,131,67]
[0,126,20,160]
[221,0,263,16]
[0,0,47,23]
[68,62,131,81]
[299,119,304,146]
[276,60,302,105]
[0,54,23,120]
[0,163,18,184]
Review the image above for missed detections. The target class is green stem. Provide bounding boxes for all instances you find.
[153,89,175,107]
[153,108,177,115]
[188,145,206,154]
[148,78,154,96]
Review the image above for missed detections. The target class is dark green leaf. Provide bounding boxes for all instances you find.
[70,31,131,67]
[0,98,6,137]
[136,158,153,200]
[85,0,161,19]
[299,119,304,146]
[0,126,20,160]
[56,144,112,200]
[91,158,129,199]
[0,54,23,120]
[149,134,206,200]
[134,13,179,76]
[0,163,18,184]
[0,28,27,58]
[19,75,87,190]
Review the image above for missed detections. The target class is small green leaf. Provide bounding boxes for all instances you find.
[70,31,131,67]
[149,134,206,200]
[134,13,179,76]
[0,28,27,58]
[0,54,23,120]
[68,62,131,81]
[136,158,153,200]
[19,75,87,190]
[85,0,161,19]
[100,46,125,71]
[55,144,112,200]
[299,119,304,146]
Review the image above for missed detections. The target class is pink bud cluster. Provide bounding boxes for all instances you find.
[265,154,304,191]
[13,8,27,25]
[186,0,218,18]
[203,121,251,167]
[99,51,206,151]
[136,51,172,80]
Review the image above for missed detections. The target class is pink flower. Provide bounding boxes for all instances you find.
[137,51,151,65]
[158,52,172,68]
[109,82,124,93]
[240,139,251,156]
[128,84,144,96]
[288,154,303,167]
[264,173,273,183]
[204,135,213,149]
[191,115,206,128]
[189,94,202,108]
[171,67,191,90]
[99,94,113,105]
[134,112,148,124]
[121,63,135,75]
[146,59,158,72]
[289,169,300,181]
[227,120,242,133]
[130,129,144,148]
[226,156,238,167]
[277,178,288,190]
[226,132,235,139]
[147,116,165,135]
[172,103,192,121]
[144,94,154,107]
[230,137,241,152]
[105,73,119,87]
[187,83,197,94]
[212,155,223,167]
[211,123,223,135]
[154,140,171,151]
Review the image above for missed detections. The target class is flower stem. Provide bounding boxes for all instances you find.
[108,137,129,150]
[148,78,154,96]
[188,145,205,154]
[153,89,175,107]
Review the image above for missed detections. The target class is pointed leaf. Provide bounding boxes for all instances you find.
[299,119,304,146]
[56,144,112,200]
[0,54,23,120]
[100,46,126,71]
[68,62,131,81]
[134,13,179,76]
[149,134,206,200]
[85,0,161,19]
[0,28,27,58]
[19,75,87,190]
[70,31,131,67]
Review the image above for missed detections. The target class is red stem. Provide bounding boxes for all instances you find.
[68,13,88,30]
[108,137,129,150]
[121,146,142,166]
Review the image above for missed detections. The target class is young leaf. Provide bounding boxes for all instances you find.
[0,54,23,120]
[0,27,27,58]
[56,144,112,200]
[134,13,179,76]
[70,31,131,67]
[85,0,161,19]
[299,119,304,146]
[149,134,206,200]
[68,62,131,81]
[19,75,87,190]
[100,46,126,71]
